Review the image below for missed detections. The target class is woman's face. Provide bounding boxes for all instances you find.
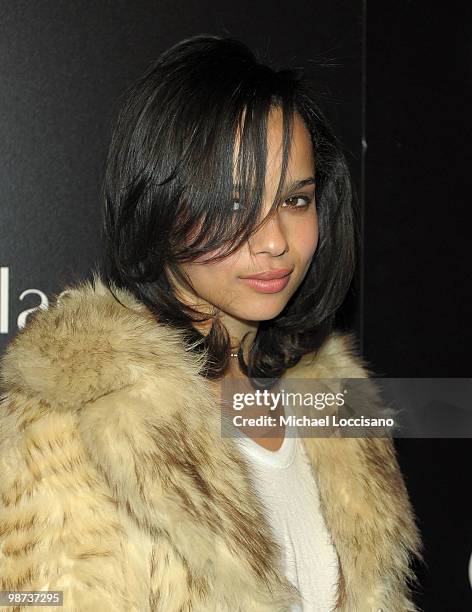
[173,107,318,340]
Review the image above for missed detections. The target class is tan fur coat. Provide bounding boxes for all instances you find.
[0,275,422,611]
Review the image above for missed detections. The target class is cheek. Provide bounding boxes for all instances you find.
[293,211,319,261]
[183,257,237,296]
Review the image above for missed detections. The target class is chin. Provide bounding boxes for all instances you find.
[237,301,288,322]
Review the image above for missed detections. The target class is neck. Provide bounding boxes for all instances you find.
[224,317,258,357]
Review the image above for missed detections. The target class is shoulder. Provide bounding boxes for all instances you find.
[0,272,205,412]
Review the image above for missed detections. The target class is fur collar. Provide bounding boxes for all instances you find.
[0,273,422,611]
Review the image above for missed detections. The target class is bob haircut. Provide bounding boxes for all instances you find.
[99,33,359,382]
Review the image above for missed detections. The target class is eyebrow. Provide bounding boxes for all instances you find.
[234,176,316,195]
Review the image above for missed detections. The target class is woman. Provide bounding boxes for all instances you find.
[0,35,422,611]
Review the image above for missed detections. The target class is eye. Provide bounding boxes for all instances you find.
[231,199,248,213]
[231,195,313,214]
[281,195,313,209]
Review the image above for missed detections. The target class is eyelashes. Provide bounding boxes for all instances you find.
[281,195,313,209]
[231,194,314,212]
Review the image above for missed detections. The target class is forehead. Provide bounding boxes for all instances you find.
[233,107,315,186]
[268,107,313,162]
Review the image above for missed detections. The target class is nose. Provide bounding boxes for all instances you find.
[248,211,288,257]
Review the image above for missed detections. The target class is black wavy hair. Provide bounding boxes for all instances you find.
[98,33,359,382]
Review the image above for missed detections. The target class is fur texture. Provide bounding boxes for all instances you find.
[0,274,423,611]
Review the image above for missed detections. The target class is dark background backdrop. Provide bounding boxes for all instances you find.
[0,1,470,609]
[366,3,472,610]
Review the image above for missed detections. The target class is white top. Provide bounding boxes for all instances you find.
[234,403,339,612]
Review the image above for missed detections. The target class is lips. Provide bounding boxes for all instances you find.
[240,268,294,281]
[239,269,293,294]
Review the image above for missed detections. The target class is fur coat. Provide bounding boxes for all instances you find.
[0,274,423,611]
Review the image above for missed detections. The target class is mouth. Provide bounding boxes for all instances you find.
[239,270,293,294]
[240,268,294,281]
